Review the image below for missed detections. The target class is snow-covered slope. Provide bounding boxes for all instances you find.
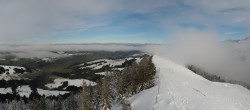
[0,66,26,75]
[0,85,69,98]
[0,88,12,94]
[37,89,69,97]
[0,65,30,80]
[16,85,32,97]
[130,56,250,110]
[79,57,142,70]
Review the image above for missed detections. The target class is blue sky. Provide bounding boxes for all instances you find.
[0,0,250,44]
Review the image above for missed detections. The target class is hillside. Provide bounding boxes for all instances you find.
[130,56,250,110]
[0,51,145,99]
[0,66,31,80]
[1,52,250,109]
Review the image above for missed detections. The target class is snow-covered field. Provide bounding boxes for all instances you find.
[46,78,96,90]
[95,72,106,75]
[130,56,250,110]
[37,89,69,97]
[0,65,28,80]
[0,88,12,94]
[16,85,32,97]
[0,66,26,75]
[79,57,142,70]
[41,57,53,62]
[0,85,69,98]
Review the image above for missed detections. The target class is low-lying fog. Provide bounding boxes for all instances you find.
[0,30,250,85]
[150,28,250,86]
[0,44,146,58]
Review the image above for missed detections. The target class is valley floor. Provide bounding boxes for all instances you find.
[130,56,250,110]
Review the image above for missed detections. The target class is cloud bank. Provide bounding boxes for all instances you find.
[151,28,250,85]
[0,44,148,58]
[0,44,143,52]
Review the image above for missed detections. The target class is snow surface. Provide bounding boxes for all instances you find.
[41,57,53,62]
[0,65,27,80]
[130,53,145,57]
[79,57,142,70]
[0,65,26,75]
[95,72,106,75]
[16,85,32,97]
[46,78,96,90]
[0,88,12,94]
[113,68,124,71]
[4,85,68,98]
[130,56,250,110]
[37,89,69,97]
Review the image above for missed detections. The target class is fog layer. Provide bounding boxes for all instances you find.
[153,28,250,85]
[0,36,250,85]
[0,44,146,58]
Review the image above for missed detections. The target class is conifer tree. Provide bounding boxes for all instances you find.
[82,81,91,110]
[28,97,46,110]
[93,79,102,110]
[102,71,111,110]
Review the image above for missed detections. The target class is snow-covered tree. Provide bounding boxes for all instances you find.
[82,82,92,110]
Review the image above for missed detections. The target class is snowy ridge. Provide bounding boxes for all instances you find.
[130,56,250,110]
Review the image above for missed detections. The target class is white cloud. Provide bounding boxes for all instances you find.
[152,28,250,85]
[1,0,250,43]
[0,0,119,43]
[159,0,250,32]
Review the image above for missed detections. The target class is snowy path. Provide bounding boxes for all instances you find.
[130,56,250,110]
